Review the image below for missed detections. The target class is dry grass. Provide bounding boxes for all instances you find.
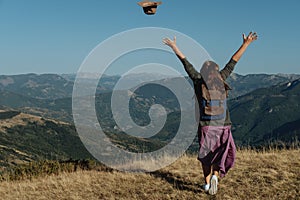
[0,110,69,133]
[0,149,299,200]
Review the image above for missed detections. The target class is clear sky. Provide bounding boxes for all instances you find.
[0,0,299,75]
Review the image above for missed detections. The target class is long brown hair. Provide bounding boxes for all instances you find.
[200,60,226,92]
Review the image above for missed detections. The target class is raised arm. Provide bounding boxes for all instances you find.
[163,37,201,80]
[231,32,258,62]
[220,32,258,79]
[163,36,186,59]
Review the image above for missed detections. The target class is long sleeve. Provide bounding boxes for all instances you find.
[179,57,202,80]
[220,59,237,80]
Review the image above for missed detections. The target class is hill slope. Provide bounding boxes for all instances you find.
[0,109,92,170]
[0,149,299,199]
[230,79,300,146]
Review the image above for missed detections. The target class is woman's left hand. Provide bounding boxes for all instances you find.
[243,32,258,45]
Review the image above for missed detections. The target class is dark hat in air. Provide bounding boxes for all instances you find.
[138,1,162,15]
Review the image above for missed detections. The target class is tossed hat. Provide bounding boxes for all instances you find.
[137,1,162,15]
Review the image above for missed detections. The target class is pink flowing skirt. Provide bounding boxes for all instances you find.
[198,125,236,178]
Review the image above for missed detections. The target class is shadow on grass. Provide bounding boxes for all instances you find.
[150,170,202,193]
[149,170,220,199]
[150,171,219,200]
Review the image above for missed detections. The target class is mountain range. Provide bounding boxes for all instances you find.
[0,72,299,169]
[230,78,300,146]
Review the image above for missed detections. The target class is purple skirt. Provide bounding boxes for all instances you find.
[198,125,236,178]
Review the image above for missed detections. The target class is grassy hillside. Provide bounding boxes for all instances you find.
[0,149,299,200]
[0,110,93,170]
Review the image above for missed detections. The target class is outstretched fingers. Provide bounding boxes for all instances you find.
[251,32,258,40]
[243,31,258,44]
[163,36,176,47]
[162,37,170,45]
[248,32,258,40]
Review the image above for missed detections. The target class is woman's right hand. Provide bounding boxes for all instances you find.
[163,36,177,49]
[163,36,186,59]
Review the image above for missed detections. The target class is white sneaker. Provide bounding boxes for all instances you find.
[209,175,218,195]
[202,184,210,192]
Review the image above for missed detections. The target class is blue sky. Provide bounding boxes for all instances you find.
[0,0,299,75]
